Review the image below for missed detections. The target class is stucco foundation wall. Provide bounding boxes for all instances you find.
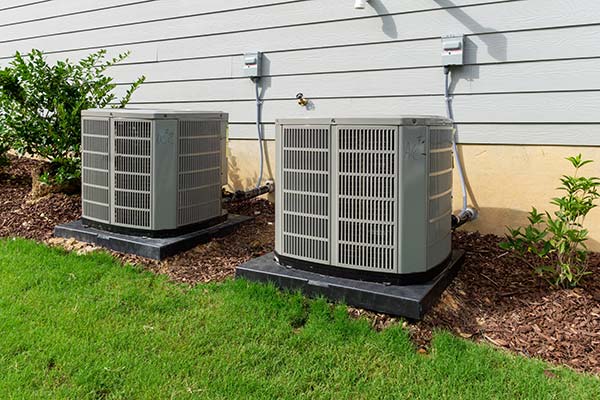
[227,140,600,251]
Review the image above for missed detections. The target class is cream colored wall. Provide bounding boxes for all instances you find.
[227,140,600,251]
[454,145,600,251]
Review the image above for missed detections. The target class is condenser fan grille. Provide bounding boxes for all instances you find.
[281,127,330,263]
[337,127,397,271]
[112,119,152,229]
[81,118,110,223]
[428,127,454,247]
[177,120,223,226]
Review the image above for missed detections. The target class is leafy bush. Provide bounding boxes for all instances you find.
[0,49,145,184]
[0,143,9,167]
[500,154,600,288]
[0,117,13,166]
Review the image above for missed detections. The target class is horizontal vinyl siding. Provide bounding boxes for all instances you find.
[0,0,598,145]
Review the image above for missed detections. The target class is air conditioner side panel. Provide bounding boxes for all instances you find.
[176,119,224,228]
[275,122,283,257]
[221,119,228,186]
[153,119,178,230]
[426,126,453,268]
[399,125,428,274]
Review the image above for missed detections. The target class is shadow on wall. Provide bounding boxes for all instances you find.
[434,0,508,61]
[369,0,398,38]
[454,144,480,211]
[257,55,273,97]
[460,207,600,251]
[227,140,274,191]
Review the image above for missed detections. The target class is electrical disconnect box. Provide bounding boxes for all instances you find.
[243,51,262,80]
[441,34,464,66]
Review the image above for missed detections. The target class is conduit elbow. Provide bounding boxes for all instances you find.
[451,208,478,230]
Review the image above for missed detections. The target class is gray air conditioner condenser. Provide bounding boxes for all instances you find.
[80,109,228,237]
[274,117,454,284]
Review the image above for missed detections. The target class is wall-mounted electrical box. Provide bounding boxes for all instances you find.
[243,51,262,79]
[441,34,464,66]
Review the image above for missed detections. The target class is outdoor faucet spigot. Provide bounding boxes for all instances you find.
[296,93,309,107]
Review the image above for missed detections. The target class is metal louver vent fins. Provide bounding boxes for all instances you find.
[337,128,397,271]
[281,127,330,263]
[177,120,223,226]
[428,127,454,245]
[112,119,152,228]
[81,118,110,223]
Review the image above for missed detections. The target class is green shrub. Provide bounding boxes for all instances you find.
[0,121,12,166]
[0,49,145,184]
[0,147,8,168]
[500,154,600,288]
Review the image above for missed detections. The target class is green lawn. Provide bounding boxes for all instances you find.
[0,239,598,399]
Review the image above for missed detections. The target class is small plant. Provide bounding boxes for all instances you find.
[500,154,600,288]
[0,49,145,185]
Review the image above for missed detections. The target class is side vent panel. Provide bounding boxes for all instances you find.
[427,127,454,265]
[177,120,223,226]
[82,118,110,223]
[336,127,398,272]
[112,120,152,229]
[280,127,330,263]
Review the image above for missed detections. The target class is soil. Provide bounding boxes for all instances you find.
[2,155,600,375]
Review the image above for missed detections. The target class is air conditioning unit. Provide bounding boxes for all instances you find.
[275,117,454,284]
[80,109,228,237]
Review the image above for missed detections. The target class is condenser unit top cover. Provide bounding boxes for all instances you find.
[82,108,227,120]
[81,108,228,236]
[275,116,454,281]
[275,116,452,126]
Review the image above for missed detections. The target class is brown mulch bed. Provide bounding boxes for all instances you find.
[0,156,80,240]
[413,231,600,375]
[112,199,274,284]
[2,155,600,375]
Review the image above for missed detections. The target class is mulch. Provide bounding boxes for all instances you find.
[2,155,600,375]
[413,231,600,374]
[0,156,80,240]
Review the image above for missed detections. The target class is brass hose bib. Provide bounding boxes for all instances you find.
[296,93,309,107]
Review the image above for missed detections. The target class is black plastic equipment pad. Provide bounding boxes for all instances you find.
[236,251,464,320]
[54,215,252,260]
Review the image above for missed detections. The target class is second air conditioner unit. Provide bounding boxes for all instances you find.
[81,109,228,237]
[275,116,454,284]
